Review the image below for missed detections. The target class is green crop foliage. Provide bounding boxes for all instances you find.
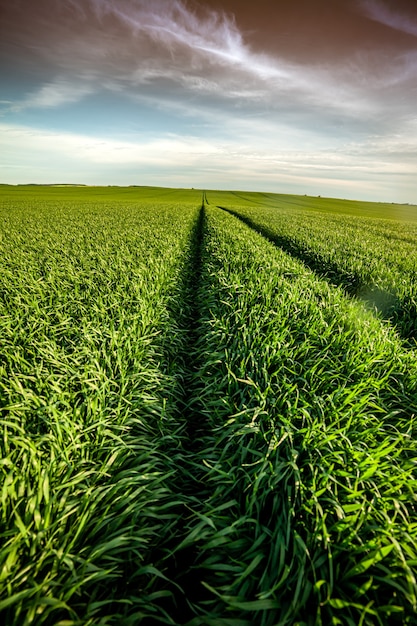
[206,189,417,221]
[209,191,417,340]
[0,187,202,624]
[1,186,417,625]
[178,206,417,625]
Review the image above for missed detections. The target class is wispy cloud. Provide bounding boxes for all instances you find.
[359,0,417,37]
[10,78,95,112]
[6,0,415,127]
[0,123,222,167]
[71,0,291,86]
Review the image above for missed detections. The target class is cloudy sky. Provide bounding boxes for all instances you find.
[1,0,416,201]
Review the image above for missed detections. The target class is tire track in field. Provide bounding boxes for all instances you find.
[180,195,209,446]
[153,197,215,623]
[216,203,363,293]
[216,204,416,343]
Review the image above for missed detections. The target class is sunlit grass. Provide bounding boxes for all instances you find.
[214,199,417,339]
[0,194,200,623]
[181,206,417,625]
[1,186,417,625]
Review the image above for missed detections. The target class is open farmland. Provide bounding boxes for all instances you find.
[1,185,417,625]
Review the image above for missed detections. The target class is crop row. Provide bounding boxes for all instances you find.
[213,200,417,340]
[177,206,417,625]
[0,198,201,624]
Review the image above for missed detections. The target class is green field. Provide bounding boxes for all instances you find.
[1,185,417,625]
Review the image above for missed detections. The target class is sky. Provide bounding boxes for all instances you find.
[1,0,417,202]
